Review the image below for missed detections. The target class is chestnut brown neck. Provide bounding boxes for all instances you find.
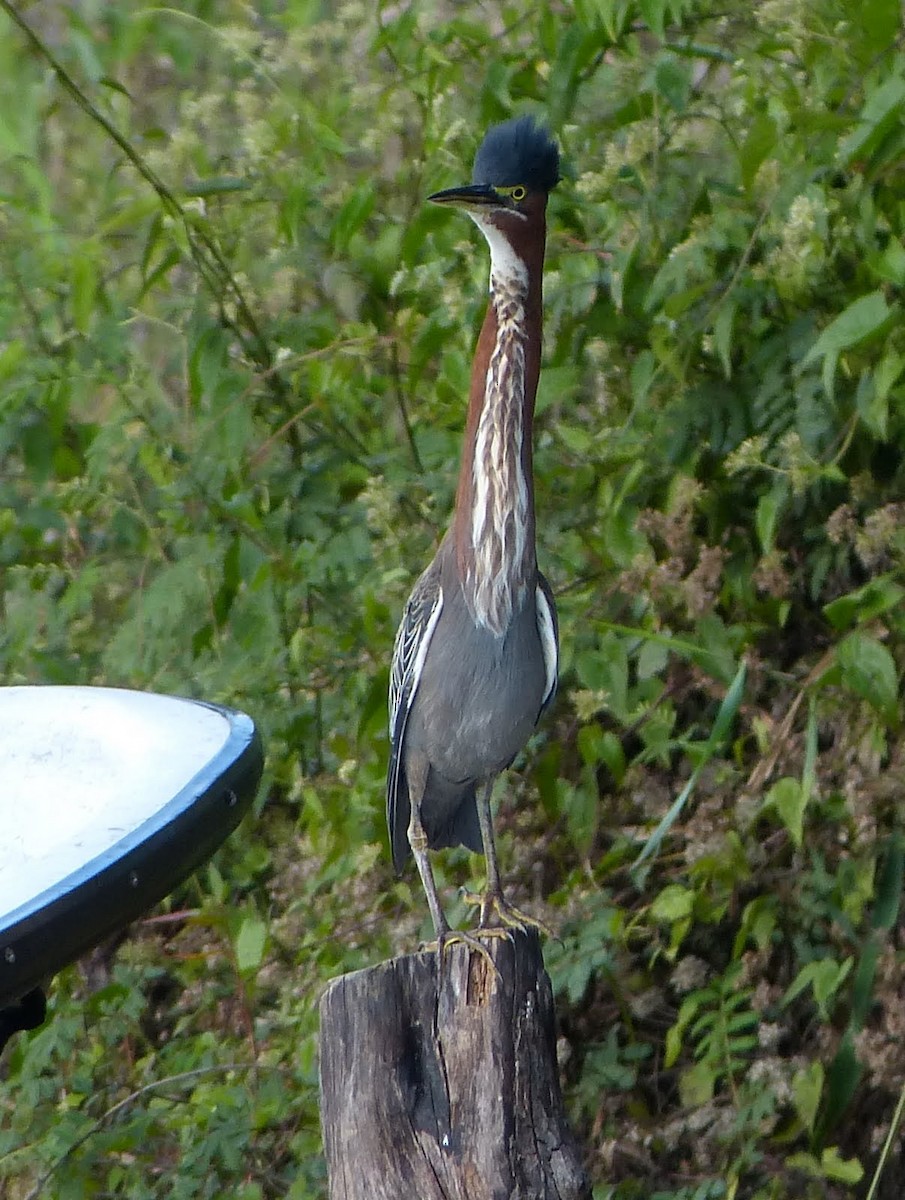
[451,196,548,635]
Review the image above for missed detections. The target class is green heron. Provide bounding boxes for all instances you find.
[387,116,560,954]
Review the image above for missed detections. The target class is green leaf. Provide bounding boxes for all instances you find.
[576,726,627,787]
[665,991,703,1068]
[0,338,26,384]
[801,697,818,809]
[636,636,668,680]
[630,349,657,406]
[871,831,904,932]
[786,1147,863,1183]
[872,237,905,285]
[588,0,630,40]
[765,777,807,848]
[855,368,888,439]
[838,75,905,166]
[739,113,777,191]
[860,0,902,51]
[679,1059,716,1107]
[576,633,630,720]
[713,300,735,379]
[206,863,227,906]
[235,914,268,975]
[812,957,853,1012]
[598,730,626,785]
[875,349,905,404]
[792,1061,824,1133]
[835,631,899,726]
[707,658,748,745]
[849,938,881,1031]
[783,957,853,1019]
[802,291,892,399]
[70,253,97,335]
[691,613,739,685]
[577,722,607,766]
[330,180,375,253]
[823,575,905,631]
[733,895,778,957]
[819,1033,863,1141]
[755,485,786,555]
[653,55,692,113]
[650,883,694,923]
[561,779,599,855]
[638,0,667,38]
[819,1146,864,1184]
[536,364,581,414]
[803,284,888,351]
[557,422,595,454]
[189,326,228,405]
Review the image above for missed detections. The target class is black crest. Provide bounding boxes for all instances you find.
[472,116,560,193]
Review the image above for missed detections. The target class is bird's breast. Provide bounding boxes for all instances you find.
[405,586,546,784]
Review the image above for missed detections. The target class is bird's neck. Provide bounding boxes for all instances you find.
[453,225,545,636]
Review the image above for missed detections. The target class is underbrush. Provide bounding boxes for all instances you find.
[1,1,903,1196]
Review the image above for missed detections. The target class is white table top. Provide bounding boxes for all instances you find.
[0,687,233,923]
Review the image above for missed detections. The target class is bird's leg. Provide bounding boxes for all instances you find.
[467,779,555,939]
[407,802,500,979]
[407,804,450,939]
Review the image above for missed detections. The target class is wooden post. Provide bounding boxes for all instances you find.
[318,930,590,1199]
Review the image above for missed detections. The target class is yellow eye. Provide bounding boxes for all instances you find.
[511,185,527,201]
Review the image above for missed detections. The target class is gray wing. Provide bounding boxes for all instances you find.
[386,556,444,871]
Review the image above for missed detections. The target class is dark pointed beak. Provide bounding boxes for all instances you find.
[428,183,500,208]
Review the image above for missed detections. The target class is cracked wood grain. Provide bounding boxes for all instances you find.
[319,931,589,1200]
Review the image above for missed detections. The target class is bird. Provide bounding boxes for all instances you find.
[387,115,561,956]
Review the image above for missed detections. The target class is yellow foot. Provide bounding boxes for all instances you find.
[460,887,557,941]
[421,927,503,982]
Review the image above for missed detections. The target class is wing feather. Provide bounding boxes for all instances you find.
[386,557,444,869]
[535,573,559,719]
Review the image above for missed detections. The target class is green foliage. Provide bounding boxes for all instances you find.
[666,963,759,1106]
[1,0,904,1197]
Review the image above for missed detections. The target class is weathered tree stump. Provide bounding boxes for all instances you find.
[318,930,590,1199]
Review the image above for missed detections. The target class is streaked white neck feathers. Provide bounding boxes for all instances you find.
[466,215,532,636]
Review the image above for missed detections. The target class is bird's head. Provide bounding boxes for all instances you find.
[429,116,559,273]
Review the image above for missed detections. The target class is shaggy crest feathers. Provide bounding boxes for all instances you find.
[472,115,560,193]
